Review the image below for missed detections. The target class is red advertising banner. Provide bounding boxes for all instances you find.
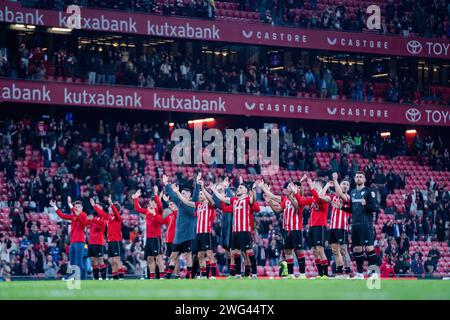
[0,1,449,60]
[1,79,449,127]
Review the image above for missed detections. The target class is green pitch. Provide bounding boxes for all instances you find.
[0,279,449,300]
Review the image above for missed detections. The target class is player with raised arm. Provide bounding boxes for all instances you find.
[334,171,378,279]
[170,179,217,279]
[50,197,89,280]
[317,174,351,279]
[87,198,108,280]
[91,195,124,280]
[163,173,199,279]
[211,178,235,277]
[260,175,308,279]
[132,188,165,280]
[162,194,180,279]
[211,181,258,279]
[290,178,330,279]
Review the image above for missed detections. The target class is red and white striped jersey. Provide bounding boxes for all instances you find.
[330,194,351,230]
[230,196,252,232]
[195,202,216,234]
[280,196,303,231]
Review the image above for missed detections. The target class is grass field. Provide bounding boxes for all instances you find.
[0,278,449,300]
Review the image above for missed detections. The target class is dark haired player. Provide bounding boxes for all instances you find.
[163,173,199,279]
[259,176,308,279]
[162,195,179,279]
[334,171,378,279]
[87,198,108,280]
[290,178,330,279]
[317,175,351,279]
[132,189,165,280]
[171,180,217,279]
[50,197,88,280]
[92,195,124,280]
[212,182,258,279]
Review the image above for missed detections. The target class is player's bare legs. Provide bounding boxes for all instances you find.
[331,243,344,278]
[91,257,99,280]
[340,245,352,278]
[207,249,217,278]
[91,256,106,280]
[365,245,378,278]
[243,252,251,277]
[227,249,235,277]
[284,249,295,278]
[232,249,242,278]
[353,244,377,279]
[109,256,122,280]
[245,248,258,278]
[295,249,307,278]
[174,258,180,277]
[183,252,193,278]
[198,251,207,278]
[147,256,156,279]
[166,251,179,277]
[353,246,365,279]
[313,246,328,278]
[156,254,166,279]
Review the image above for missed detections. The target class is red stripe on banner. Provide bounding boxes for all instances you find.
[0,1,449,60]
[1,79,449,127]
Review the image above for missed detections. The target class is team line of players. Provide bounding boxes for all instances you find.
[50,170,378,280]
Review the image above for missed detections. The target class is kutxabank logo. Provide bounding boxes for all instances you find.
[405,108,421,122]
[407,40,422,55]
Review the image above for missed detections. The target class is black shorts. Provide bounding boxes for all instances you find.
[173,240,192,254]
[88,244,104,258]
[195,233,213,252]
[166,243,174,257]
[231,231,252,251]
[309,226,327,247]
[108,241,122,257]
[329,229,349,245]
[282,229,303,250]
[351,223,375,247]
[145,238,162,258]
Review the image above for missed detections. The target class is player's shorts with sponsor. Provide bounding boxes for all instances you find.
[88,244,104,258]
[231,231,252,251]
[195,233,213,252]
[351,223,375,246]
[144,238,162,258]
[107,241,122,257]
[309,226,328,247]
[328,229,348,245]
[173,240,192,254]
[282,229,303,250]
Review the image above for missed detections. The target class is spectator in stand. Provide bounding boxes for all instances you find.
[256,240,268,267]
[428,246,440,270]
[411,253,424,277]
[394,254,409,276]
[423,256,435,278]
[380,256,396,278]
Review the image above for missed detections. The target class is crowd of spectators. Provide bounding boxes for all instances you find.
[17,0,450,38]
[2,40,448,106]
[0,114,449,280]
